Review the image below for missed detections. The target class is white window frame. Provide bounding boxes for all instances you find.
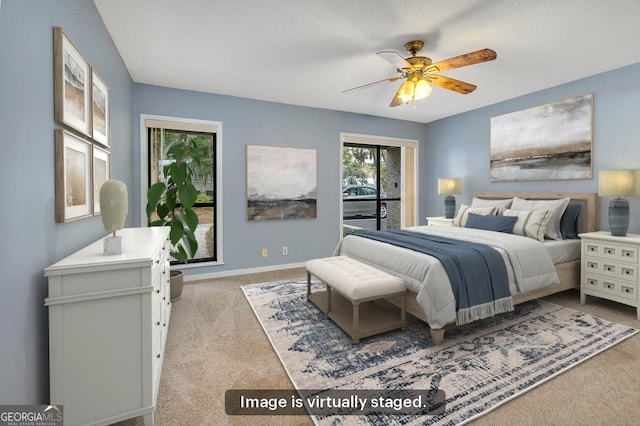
[139,114,224,267]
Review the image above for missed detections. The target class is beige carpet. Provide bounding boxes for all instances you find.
[116,267,640,425]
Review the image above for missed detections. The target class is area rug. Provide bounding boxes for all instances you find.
[241,278,637,425]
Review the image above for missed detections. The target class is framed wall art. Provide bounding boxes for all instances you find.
[54,26,92,137]
[246,144,317,221]
[490,93,593,182]
[91,69,110,146]
[55,129,93,222]
[92,144,111,215]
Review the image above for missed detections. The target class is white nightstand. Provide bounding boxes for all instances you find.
[579,231,640,320]
[426,216,455,227]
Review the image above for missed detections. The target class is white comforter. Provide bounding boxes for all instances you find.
[334,226,559,329]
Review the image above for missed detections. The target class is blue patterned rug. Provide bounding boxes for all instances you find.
[242,278,637,425]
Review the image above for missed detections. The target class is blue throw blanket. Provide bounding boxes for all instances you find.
[353,229,513,325]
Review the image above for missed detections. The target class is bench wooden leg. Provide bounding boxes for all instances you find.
[326,284,331,317]
[400,292,406,330]
[352,302,360,344]
[430,327,445,345]
[306,271,311,298]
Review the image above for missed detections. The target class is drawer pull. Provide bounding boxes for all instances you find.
[605,248,614,255]
[588,245,597,252]
[622,269,634,276]
[605,282,615,290]
[605,265,614,272]
[156,321,160,326]
[156,289,160,294]
[156,354,161,359]
[622,250,633,257]
[623,287,634,294]
[587,279,598,286]
[588,262,597,269]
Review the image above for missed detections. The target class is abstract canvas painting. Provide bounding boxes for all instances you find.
[490,94,593,181]
[246,145,317,221]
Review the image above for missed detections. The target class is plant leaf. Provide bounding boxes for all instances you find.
[157,204,170,220]
[146,182,166,218]
[179,183,198,209]
[172,162,187,184]
[171,245,188,264]
[182,208,198,232]
[185,233,198,257]
[169,221,184,246]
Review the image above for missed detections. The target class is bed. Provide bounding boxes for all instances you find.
[335,192,598,344]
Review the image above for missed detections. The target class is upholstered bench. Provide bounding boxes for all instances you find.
[306,256,406,343]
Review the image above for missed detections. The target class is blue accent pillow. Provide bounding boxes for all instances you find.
[465,213,518,233]
[560,204,581,239]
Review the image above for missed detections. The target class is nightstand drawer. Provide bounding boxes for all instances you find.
[584,241,638,264]
[583,258,638,283]
[583,274,637,301]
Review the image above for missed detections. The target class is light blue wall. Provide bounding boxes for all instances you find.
[0,0,427,404]
[133,85,428,275]
[2,0,639,408]
[424,62,640,234]
[0,1,133,403]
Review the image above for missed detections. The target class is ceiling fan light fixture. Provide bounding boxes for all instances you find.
[414,79,432,100]
[398,78,431,104]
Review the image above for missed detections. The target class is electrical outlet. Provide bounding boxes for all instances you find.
[261,248,268,258]
[282,246,288,256]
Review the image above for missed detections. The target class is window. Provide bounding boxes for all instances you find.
[341,133,418,234]
[142,116,222,265]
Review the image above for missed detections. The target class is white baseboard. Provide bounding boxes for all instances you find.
[183,262,307,282]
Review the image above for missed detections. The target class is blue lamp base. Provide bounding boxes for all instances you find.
[608,197,629,237]
[444,195,456,219]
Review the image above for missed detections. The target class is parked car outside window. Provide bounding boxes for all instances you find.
[342,185,387,218]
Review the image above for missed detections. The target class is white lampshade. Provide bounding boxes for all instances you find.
[599,170,640,197]
[437,178,462,195]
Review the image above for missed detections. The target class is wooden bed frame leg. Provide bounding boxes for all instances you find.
[430,328,445,345]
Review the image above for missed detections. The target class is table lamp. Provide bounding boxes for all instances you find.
[437,178,462,219]
[598,169,640,236]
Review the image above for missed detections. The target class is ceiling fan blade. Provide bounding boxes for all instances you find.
[377,50,412,71]
[425,48,497,73]
[389,84,409,107]
[342,76,404,94]
[426,74,477,94]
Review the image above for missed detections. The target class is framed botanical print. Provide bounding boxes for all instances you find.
[92,144,111,215]
[53,27,92,137]
[55,129,93,222]
[91,69,110,146]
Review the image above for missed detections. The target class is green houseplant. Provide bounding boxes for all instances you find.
[146,140,199,301]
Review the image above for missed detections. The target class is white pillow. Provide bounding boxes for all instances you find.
[471,197,513,214]
[510,197,570,240]
[453,204,497,227]
[503,209,554,242]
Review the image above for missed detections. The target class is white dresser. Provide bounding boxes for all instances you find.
[44,227,171,426]
[579,231,640,320]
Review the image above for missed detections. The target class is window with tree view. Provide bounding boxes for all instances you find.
[148,128,217,263]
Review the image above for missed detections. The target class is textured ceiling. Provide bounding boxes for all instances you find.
[94,0,640,123]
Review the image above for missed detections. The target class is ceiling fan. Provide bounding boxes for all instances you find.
[343,40,497,107]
